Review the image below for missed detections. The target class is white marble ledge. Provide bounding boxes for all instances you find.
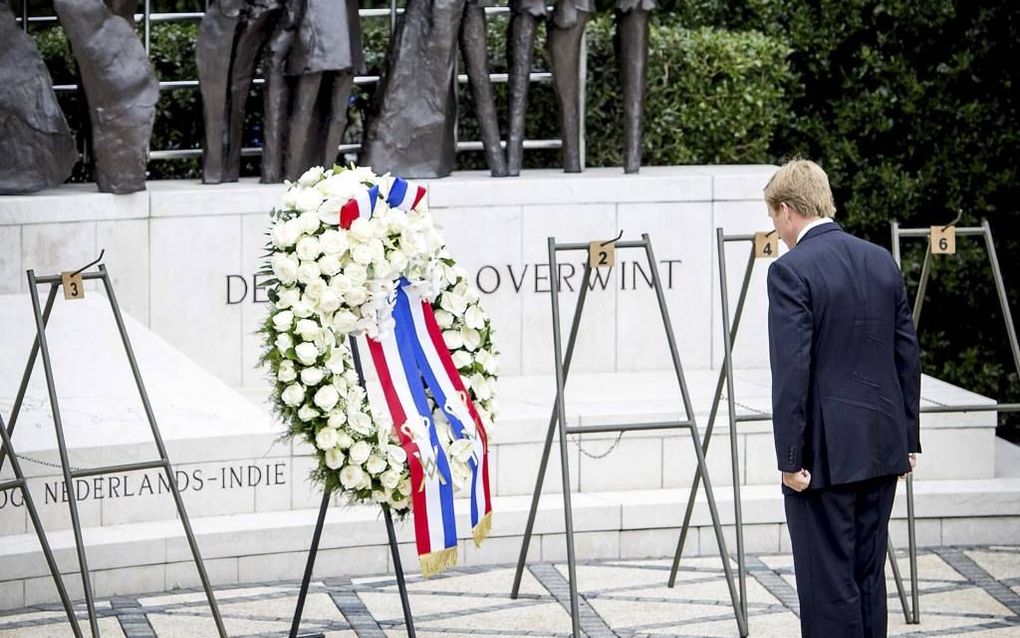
[0,185,148,226]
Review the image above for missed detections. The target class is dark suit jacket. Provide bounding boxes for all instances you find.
[767,222,921,490]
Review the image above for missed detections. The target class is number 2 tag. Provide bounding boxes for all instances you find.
[754,231,779,259]
[589,240,616,268]
[930,226,956,255]
[61,272,85,300]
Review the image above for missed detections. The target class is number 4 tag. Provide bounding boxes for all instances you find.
[754,231,779,259]
[61,272,85,300]
[930,226,956,254]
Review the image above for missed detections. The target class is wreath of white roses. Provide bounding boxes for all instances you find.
[261,165,500,514]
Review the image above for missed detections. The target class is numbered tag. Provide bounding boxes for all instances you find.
[930,226,956,254]
[754,231,779,259]
[589,240,616,268]
[61,272,85,300]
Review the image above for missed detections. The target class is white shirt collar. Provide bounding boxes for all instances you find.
[796,217,835,244]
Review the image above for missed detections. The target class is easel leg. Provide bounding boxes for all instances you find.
[641,236,746,636]
[384,504,417,638]
[512,263,593,599]
[887,538,912,623]
[547,239,582,638]
[26,275,100,638]
[99,268,228,638]
[0,419,83,638]
[290,489,332,638]
[906,474,920,623]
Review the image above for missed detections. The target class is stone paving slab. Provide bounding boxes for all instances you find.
[1,547,1018,637]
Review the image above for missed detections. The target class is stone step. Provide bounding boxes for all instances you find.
[2,476,1018,609]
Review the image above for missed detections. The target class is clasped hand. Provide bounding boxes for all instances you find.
[784,454,918,492]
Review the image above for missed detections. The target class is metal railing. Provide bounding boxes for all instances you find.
[16,2,583,169]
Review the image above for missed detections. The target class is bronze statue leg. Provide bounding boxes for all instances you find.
[615,8,648,174]
[323,71,355,168]
[196,2,241,184]
[506,10,539,176]
[261,17,295,184]
[286,71,325,179]
[548,10,590,173]
[461,4,508,177]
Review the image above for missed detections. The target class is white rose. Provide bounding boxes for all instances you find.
[281,384,303,406]
[297,262,321,286]
[345,287,368,307]
[277,360,297,383]
[365,454,388,476]
[275,332,294,354]
[336,431,354,449]
[349,440,372,465]
[318,254,342,277]
[348,217,374,243]
[327,411,347,428]
[325,350,347,375]
[315,427,339,450]
[462,328,482,351]
[272,310,294,332]
[351,243,375,265]
[443,330,464,350]
[272,218,303,248]
[332,375,350,395]
[295,318,320,342]
[298,166,325,186]
[346,263,368,286]
[388,251,408,273]
[318,288,342,314]
[380,469,402,490]
[276,286,300,309]
[398,477,412,496]
[324,448,345,470]
[339,464,365,489]
[477,350,499,375]
[332,310,359,334]
[320,229,349,256]
[296,236,322,261]
[300,366,324,386]
[318,171,362,199]
[443,264,459,285]
[440,292,468,316]
[291,297,313,318]
[469,373,493,400]
[386,444,407,466]
[348,411,375,437]
[449,438,474,463]
[298,404,319,422]
[295,342,320,366]
[451,350,473,369]
[372,257,393,280]
[464,305,486,330]
[304,280,326,303]
[298,211,321,235]
[434,309,455,329]
[388,494,410,511]
[313,385,340,412]
[295,188,324,214]
[271,254,300,285]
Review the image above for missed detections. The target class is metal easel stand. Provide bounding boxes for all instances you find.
[509,233,747,638]
[289,338,417,638]
[891,218,1020,625]
[667,229,917,629]
[0,263,227,638]
[0,413,84,638]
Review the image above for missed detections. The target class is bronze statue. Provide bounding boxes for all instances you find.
[460,0,508,176]
[53,0,158,193]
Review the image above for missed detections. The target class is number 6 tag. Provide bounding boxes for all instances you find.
[930,226,956,255]
[589,240,616,268]
[61,272,85,300]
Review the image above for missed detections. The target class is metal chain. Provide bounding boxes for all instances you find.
[920,395,950,408]
[14,454,85,472]
[571,431,624,460]
[733,399,770,416]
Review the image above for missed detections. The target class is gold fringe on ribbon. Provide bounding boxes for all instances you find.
[419,546,459,579]
[472,511,493,548]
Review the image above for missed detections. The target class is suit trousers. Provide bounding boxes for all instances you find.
[785,475,899,638]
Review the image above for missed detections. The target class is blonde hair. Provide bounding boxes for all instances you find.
[763,159,837,218]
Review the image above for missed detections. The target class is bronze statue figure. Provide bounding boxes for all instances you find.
[460,0,508,176]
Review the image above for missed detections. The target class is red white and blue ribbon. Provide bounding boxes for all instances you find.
[386,178,427,212]
[364,312,459,577]
[397,285,493,546]
[340,185,379,229]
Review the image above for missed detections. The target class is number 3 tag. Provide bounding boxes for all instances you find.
[61,272,85,300]
[930,226,956,255]
[589,240,616,268]
[754,231,779,259]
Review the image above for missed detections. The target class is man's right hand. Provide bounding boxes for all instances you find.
[900,453,917,479]
[782,469,811,492]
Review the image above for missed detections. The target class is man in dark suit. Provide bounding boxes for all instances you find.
[765,159,922,638]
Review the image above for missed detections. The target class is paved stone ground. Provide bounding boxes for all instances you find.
[2,546,1019,637]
